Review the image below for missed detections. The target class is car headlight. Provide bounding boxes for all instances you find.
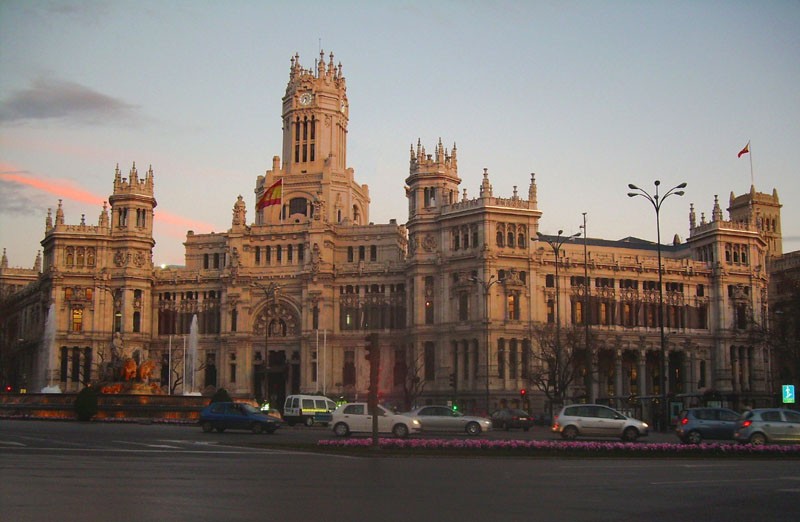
[642,422,649,428]
[412,419,420,426]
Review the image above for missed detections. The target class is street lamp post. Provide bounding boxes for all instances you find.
[535,230,581,407]
[580,213,593,403]
[471,274,504,414]
[627,180,687,431]
[96,286,122,380]
[253,281,280,406]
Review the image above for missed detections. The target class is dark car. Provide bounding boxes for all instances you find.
[675,407,740,444]
[491,408,535,431]
[199,402,282,434]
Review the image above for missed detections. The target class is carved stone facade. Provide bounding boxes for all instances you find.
[0,52,789,421]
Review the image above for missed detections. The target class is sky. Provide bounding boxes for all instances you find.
[1,0,798,268]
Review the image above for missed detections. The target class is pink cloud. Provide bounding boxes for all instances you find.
[0,165,218,234]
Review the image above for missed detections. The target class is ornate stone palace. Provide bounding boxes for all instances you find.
[0,52,790,420]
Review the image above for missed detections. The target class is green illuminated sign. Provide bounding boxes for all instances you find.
[782,385,795,404]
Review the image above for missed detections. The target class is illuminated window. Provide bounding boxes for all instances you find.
[71,307,83,332]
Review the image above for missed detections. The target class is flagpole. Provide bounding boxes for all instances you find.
[168,335,172,395]
[749,141,754,187]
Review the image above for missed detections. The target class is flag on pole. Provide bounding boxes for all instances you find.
[257,179,283,209]
[737,141,750,158]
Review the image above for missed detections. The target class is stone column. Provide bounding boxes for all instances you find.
[682,347,692,395]
[591,348,600,403]
[638,350,647,397]
[742,346,751,392]
[614,349,623,407]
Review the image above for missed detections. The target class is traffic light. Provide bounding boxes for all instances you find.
[364,333,379,363]
[520,388,527,400]
[449,373,456,389]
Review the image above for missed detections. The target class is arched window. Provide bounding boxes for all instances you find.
[289,197,308,217]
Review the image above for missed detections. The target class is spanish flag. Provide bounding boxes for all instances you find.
[257,178,282,210]
[737,141,750,158]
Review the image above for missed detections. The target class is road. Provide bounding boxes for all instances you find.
[2,420,798,521]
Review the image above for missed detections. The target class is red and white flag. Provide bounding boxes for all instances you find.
[737,141,750,158]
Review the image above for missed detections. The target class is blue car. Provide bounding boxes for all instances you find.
[199,402,282,434]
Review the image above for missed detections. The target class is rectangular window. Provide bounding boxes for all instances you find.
[458,293,469,321]
[424,342,435,382]
[359,246,365,261]
[60,347,68,381]
[347,246,354,262]
[573,300,583,324]
[507,294,519,320]
[82,348,92,384]
[343,351,355,386]
[71,348,80,382]
[255,247,261,265]
[509,345,517,379]
[71,307,83,332]
[370,245,377,261]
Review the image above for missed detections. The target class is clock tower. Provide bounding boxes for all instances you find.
[256,51,368,226]
[281,50,349,175]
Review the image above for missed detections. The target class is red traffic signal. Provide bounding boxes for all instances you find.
[520,388,527,398]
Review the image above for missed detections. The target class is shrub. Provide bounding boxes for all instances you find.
[74,386,99,421]
[210,388,232,403]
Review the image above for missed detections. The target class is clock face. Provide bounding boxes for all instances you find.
[299,92,312,106]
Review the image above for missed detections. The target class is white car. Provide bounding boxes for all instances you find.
[331,402,421,438]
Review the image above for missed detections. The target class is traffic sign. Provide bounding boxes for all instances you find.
[782,385,795,404]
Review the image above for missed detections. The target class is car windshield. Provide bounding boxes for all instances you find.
[509,409,528,416]
[240,404,260,414]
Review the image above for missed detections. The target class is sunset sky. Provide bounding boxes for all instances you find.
[1,1,798,267]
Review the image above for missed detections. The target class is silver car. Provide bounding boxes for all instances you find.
[407,405,492,435]
[733,408,800,445]
[552,404,649,442]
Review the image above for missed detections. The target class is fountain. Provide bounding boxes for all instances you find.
[184,314,201,395]
[95,332,162,395]
[40,305,61,393]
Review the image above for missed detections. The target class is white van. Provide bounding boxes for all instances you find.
[283,395,337,426]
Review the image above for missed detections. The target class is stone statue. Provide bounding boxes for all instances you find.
[111,333,124,363]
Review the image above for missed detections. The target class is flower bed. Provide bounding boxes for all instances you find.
[318,437,800,457]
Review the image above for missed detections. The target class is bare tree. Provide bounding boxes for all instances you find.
[398,347,427,411]
[770,282,800,387]
[527,322,585,410]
